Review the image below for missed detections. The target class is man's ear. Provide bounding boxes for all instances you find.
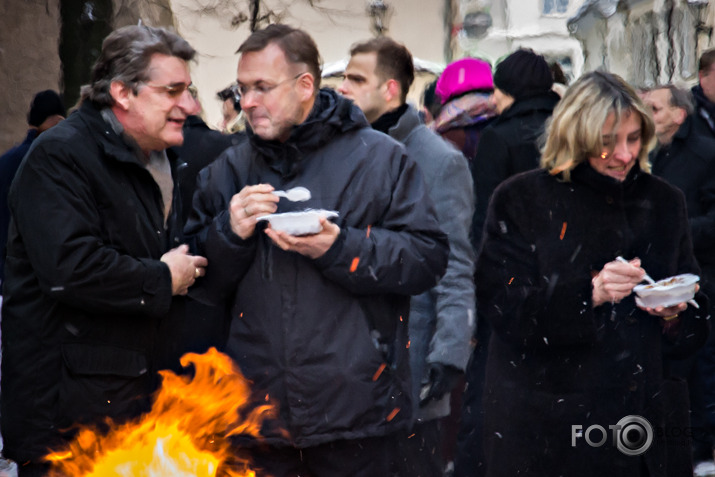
[384,78,401,102]
[676,107,688,126]
[110,81,132,111]
[296,73,316,102]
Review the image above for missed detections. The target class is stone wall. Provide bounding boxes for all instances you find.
[0,0,174,153]
[0,0,63,152]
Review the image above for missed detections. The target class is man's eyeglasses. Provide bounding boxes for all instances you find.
[140,82,195,99]
[237,72,306,99]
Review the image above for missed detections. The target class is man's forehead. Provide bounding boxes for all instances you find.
[237,43,289,80]
[145,54,190,81]
[347,52,377,70]
[649,88,674,106]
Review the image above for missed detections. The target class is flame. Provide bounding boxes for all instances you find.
[44,348,274,477]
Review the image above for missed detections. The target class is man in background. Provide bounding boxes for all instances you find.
[646,84,715,473]
[454,48,560,477]
[0,90,66,290]
[692,48,715,138]
[339,36,475,477]
[217,83,245,133]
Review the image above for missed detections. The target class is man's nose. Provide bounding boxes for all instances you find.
[240,89,259,110]
[337,80,349,96]
[178,89,200,115]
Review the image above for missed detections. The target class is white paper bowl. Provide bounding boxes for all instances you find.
[257,209,338,236]
[633,273,699,308]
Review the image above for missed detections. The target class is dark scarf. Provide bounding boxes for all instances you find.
[371,104,409,134]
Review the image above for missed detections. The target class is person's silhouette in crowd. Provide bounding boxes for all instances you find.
[339,36,475,477]
[1,26,207,476]
[185,24,448,477]
[0,90,66,289]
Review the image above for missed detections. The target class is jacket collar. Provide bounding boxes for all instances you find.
[570,160,642,194]
[691,85,715,131]
[672,114,693,143]
[77,101,153,168]
[22,128,39,144]
[651,115,693,159]
[372,103,408,134]
[387,104,421,143]
[494,90,560,125]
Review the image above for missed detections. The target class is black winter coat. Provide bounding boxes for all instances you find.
[1,101,183,462]
[650,116,715,272]
[691,85,715,139]
[185,89,449,447]
[173,115,246,225]
[471,92,560,248]
[650,116,715,454]
[477,163,709,477]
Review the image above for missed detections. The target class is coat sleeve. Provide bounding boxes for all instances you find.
[424,149,476,371]
[183,153,257,304]
[8,141,173,316]
[688,154,715,252]
[662,194,710,358]
[313,150,449,296]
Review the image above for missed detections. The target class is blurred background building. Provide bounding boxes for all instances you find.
[2,0,715,151]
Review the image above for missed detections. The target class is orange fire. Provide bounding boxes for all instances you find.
[44,347,274,476]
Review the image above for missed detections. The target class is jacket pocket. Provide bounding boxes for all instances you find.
[58,343,153,430]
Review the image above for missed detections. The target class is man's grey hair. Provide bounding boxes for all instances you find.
[654,84,694,116]
[80,25,196,107]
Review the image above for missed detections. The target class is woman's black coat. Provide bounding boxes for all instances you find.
[477,163,709,477]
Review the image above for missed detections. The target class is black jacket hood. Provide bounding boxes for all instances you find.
[246,88,368,178]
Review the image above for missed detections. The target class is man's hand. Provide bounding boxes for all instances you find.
[592,257,645,307]
[264,218,340,259]
[160,244,208,296]
[419,363,463,407]
[229,184,279,240]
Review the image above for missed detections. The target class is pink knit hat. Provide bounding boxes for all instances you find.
[436,57,493,104]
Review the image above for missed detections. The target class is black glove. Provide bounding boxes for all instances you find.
[419,363,462,407]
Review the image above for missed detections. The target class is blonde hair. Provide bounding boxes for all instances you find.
[540,71,655,181]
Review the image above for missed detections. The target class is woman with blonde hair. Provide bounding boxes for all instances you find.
[475,70,708,476]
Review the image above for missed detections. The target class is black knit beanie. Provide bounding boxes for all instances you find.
[493,49,553,101]
[27,90,66,127]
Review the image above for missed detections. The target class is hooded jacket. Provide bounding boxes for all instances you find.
[185,89,449,447]
[1,101,184,462]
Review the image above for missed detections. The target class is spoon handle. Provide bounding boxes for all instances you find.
[615,256,655,284]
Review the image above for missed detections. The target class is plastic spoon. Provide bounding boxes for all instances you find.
[272,186,311,202]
